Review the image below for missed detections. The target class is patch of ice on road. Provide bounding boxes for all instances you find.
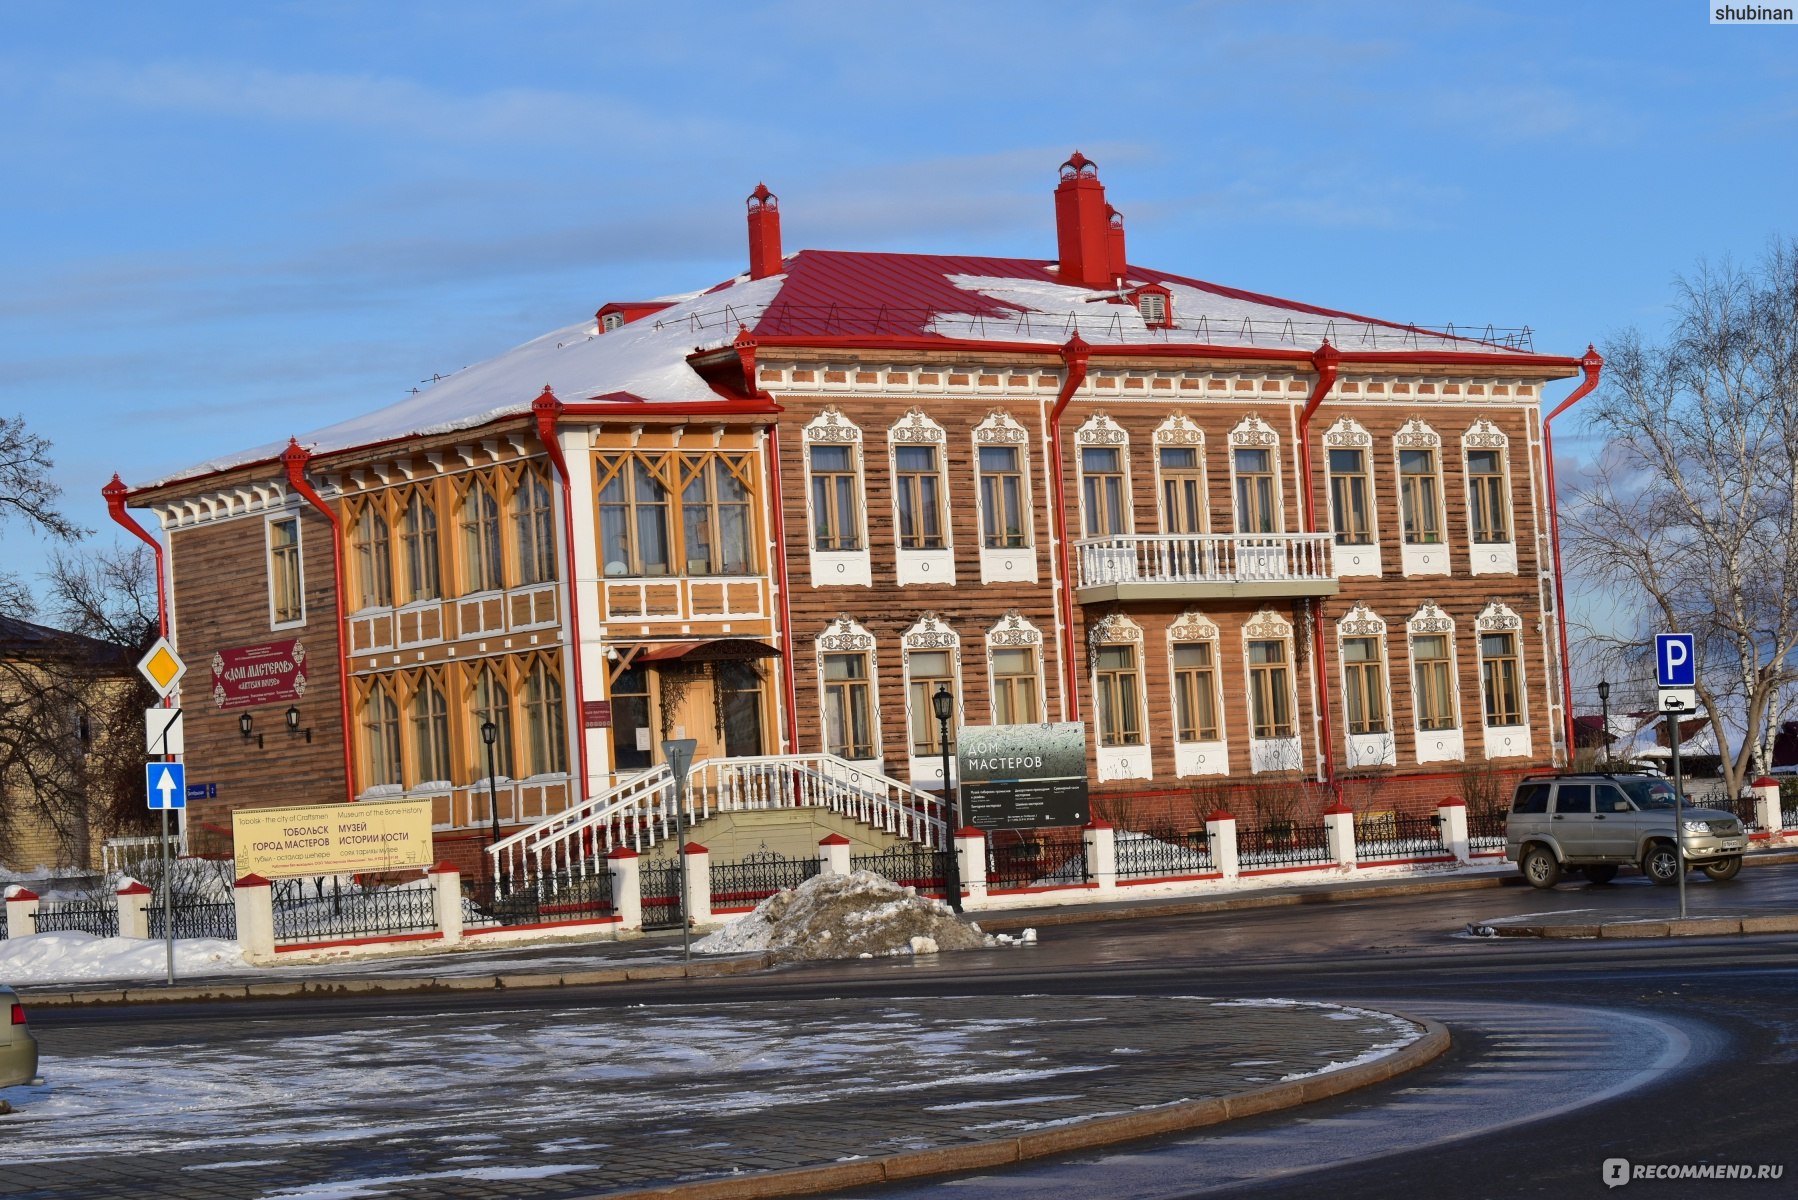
[925,1093,1084,1111]
[260,1163,598,1199]
[184,1158,285,1171]
[0,932,254,983]
[693,871,987,962]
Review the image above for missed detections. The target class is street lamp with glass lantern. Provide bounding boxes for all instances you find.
[480,719,507,893]
[931,684,964,913]
[1597,679,1611,769]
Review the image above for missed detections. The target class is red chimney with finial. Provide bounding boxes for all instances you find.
[747,183,782,280]
[1105,204,1128,282]
[1054,152,1116,291]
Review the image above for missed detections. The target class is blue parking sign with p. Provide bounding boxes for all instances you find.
[1656,634,1695,688]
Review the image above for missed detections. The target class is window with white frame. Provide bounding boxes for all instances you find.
[1169,611,1222,743]
[1076,414,1131,538]
[400,489,441,602]
[1229,416,1282,534]
[512,467,557,586]
[973,411,1032,550]
[902,614,960,756]
[361,678,401,787]
[1476,602,1526,727]
[409,671,452,784]
[889,410,950,551]
[1463,419,1512,544]
[986,610,1045,725]
[1089,613,1146,747]
[1337,603,1390,737]
[596,454,673,576]
[267,515,304,626]
[460,478,505,591]
[1323,418,1375,546]
[1155,414,1207,535]
[1395,418,1445,546]
[1408,602,1459,732]
[817,615,878,760]
[472,663,514,780]
[805,408,866,553]
[350,503,393,610]
[1241,609,1299,770]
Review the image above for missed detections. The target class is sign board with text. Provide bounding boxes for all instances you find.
[956,722,1089,830]
[231,799,434,878]
[211,639,308,710]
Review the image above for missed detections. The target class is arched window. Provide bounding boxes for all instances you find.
[512,468,557,586]
[361,679,401,788]
[351,505,393,610]
[400,489,441,602]
[521,658,568,777]
[460,479,504,592]
[473,664,514,780]
[409,674,451,784]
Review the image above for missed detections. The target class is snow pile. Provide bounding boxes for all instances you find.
[0,932,256,984]
[693,870,989,962]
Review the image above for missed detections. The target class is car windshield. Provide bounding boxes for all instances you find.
[1619,777,1681,809]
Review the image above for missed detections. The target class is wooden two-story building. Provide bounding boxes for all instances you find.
[114,154,1594,858]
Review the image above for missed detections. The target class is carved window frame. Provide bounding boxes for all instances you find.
[1075,413,1133,538]
[1336,602,1397,767]
[985,610,1046,726]
[900,613,962,767]
[1153,413,1209,535]
[971,410,1034,551]
[802,408,872,587]
[1228,415,1284,535]
[815,614,880,761]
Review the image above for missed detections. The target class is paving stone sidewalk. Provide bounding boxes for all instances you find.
[1,994,1426,1200]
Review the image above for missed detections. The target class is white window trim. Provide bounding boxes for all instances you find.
[1227,414,1286,536]
[1168,608,1228,777]
[802,407,872,588]
[985,610,1047,725]
[887,408,955,586]
[1153,414,1209,535]
[901,613,962,790]
[972,410,1038,584]
[266,510,307,631]
[1462,419,1518,577]
[1089,611,1151,782]
[1242,607,1301,773]
[1476,600,1532,760]
[1074,413,1134,540]
[1394,417,1450,577]
[1407,600,1464,764]
[1322,416,1381,578]
[815,614,881,769]
[1336,602,1396,768]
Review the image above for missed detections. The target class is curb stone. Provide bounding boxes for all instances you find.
[582,1015,1451,1200]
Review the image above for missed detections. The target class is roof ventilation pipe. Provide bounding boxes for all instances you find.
[1053,152,1115,291]
[1105,204,1128,286]
[747,183,782,280]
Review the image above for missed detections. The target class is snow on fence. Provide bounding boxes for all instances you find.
[986,838,1088,892]
[709,852,821,913]
[850,845,951,897]
[1237,824,1334,872]
[270,878,438,947]
[1465,807,1508,855]
[32,897,121,938]
[148,897,237,941]
[1353,814,1453,864]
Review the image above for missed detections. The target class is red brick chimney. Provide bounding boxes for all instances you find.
[1105,204,1128,282]
[747,183,782,280]
[1054,151,1115,291]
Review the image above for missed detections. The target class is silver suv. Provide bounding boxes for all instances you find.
[1505,774,1747,889]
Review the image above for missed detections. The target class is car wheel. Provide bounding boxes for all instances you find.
[1701,856,1743,882]
[1521,845,1561,889]
[1584,864,1619,885]
[1641,842,1683,886]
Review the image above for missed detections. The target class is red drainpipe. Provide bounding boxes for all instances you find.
[102,474,168,639]
[1296,341,1341,797]
[1542,346,1604,759]
[1049,333,1092,716]
[281,439,357,803]
[530,387,592,802]
[764,422,801,751]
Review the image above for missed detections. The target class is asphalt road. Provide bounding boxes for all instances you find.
[16,866,1798,1199]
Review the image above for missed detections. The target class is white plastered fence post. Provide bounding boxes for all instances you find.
[682,842,713,925]
[1323,804,1358,870]
[818,833,852,876]
[955,828,987,908]
[608,847,642,931]
[1082,820,1117,893]
[1751,776,1783,839]
[116,880,153,939]
[233,874,276,963]
[1436,798,1470,863]
[5,887,41,937]
[427,863,463,945]
[1205,811,1239,881]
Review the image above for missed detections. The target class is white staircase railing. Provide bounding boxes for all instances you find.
[487,753,950,896]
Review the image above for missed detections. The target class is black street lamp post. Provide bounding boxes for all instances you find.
[1597,679,1611,769]
[481,720,507,893]
[931,684,964,914]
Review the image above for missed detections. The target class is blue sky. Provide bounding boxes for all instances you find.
[3,1,1794,623]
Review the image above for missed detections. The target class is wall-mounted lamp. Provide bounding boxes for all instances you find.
[285,705,312,744]
[239,711,263,749]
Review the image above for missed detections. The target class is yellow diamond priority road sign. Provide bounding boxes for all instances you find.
[136,637,187,699]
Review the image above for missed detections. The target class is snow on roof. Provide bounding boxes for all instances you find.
[136,250,1547,493]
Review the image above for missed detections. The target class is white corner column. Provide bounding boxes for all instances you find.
[116,880,154,939]
[1082,820,1117,893]
[1751,776,1783,838]
[682,842,713,925]
[818,833,852,876]
[1205,810,1239,881]
[955,828,987,906]
[427,862,463,944]
[608,847,642,931]
[1437,797,1470,863]
[1323,804,1358,870]
[233,874,276,963]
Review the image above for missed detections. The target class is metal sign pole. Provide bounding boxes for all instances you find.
[1668,708,1688,920]
[161,806,175,984]
[662,739,698,963]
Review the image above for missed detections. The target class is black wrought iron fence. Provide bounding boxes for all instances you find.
[709,852,822,910]
[32,897,120,937]
[850,845,951,896]
[986,838,1087,891]
[270,877,438,945]
[148,897,238,941]
[1355,813,1451,862]
[1,904,8,940]
[1114,830,1215,880]
[1236,824,1333,869]
[1708,793,1762,833]
[1466,806,1509,853]
[465,869,614,928]
[640,861,684,931]
[1785,807,1797,831]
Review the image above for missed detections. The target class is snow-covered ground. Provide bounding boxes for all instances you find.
[0,932,256,983]
[695,870,1003,961]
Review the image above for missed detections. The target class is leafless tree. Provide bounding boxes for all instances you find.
[0,413,87,618]
[1565,240,1798,797]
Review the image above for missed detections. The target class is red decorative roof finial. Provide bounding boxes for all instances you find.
[748,182,777,211]
[1060,150,1097,179]
[280,437,310,469]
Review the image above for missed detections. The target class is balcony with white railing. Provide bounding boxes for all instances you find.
[1074,533,1338,602]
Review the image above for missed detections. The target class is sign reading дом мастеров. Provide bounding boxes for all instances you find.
[957,721,1089,830]
[231,799,434,878]
[211,638,307,710]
